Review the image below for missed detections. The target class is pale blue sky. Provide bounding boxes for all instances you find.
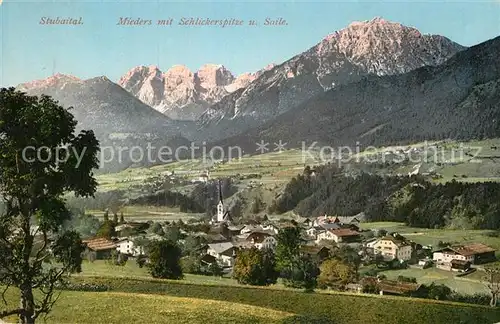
[1,1,500,87]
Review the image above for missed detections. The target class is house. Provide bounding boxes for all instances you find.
[316,228,361,244]
[261,223,279,234]
[301,218,314,228]
[372,236,413,261]
[228,225,245,236]
[433,243,496,267]
[240,225,263,235]
[83,238,116,260]
[206,242,236,267]
[306,226,324,239]
[115,238,143,257]
[245,231,277,250]
[361,277,422,296]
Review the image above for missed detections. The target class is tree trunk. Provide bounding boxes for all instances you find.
[18,284,35,324]
[490,293,497,307]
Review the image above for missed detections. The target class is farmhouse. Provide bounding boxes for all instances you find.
[115,238,143,257]
[245,231,277,250]
[205,242,236,267]
[372,236,412,261]
[433,243,496,267]
[316,228,361,244]
[83,238,116,260]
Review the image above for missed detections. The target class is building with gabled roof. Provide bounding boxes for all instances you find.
[433,243,496,266]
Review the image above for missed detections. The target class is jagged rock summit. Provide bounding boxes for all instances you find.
[118,63,274,120]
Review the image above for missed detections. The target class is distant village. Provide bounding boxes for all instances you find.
[80,180,498,296]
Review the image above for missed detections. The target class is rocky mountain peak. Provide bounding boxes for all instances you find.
[19,73,81,90]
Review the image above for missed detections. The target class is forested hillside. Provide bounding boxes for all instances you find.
[270,166,500,229]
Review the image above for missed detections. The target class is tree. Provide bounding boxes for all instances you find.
[119,212,125,224]
[285,255,319,292]
[485,267,500,307]
[318,258,356,290]
[0,88,99,323]
[232,248,278,286]
[332,245,362,280]
[164,224,181,242]
[147,240,183,279]
[95,220,116,239]
[103,209,109,222]
[149,222,165,236]
[112,212,118,224]
[208,262,224,277]
[275,226,304,275]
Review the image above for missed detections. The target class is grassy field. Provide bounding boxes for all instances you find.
[63,276,500,324]
[360,222,500,250]
[88,205,204,222]
[0,290,293,324]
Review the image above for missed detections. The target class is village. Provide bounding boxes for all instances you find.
[81,182,498,298]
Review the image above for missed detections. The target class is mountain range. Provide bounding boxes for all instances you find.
[118,63,276,120]
[12,17,500,171]
[215,34,500,153]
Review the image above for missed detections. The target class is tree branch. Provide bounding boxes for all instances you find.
[0,308,24,318]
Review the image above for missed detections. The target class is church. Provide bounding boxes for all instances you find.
[210,180,231,225]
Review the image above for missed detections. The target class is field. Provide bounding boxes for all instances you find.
[0,290,293,324]
[88,205,204,222]
[360,222,500,250]
[65,276,500,323]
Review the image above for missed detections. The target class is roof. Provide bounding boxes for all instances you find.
[362,277,421,295]
[83,238,116,251]
[446,243,496,256]
[334,216,360,224]
[320,223,341,230]
[228,225,245,231]
[200,254,217,264]
[329,229,360,237]
[207,242,234,254]
[379,236,411,247]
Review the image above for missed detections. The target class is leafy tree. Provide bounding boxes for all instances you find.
[252,196,264,214]
[147,240,183,279]
[64,213,101,239]
[208,262,224,277]
[331,245,362,280]
[103,209,109,222]
[284,255,319,292]
[318,258,356,290]
[0,88,99,323]
[232,248,278,286]
[275,226,304,274]
[95,220,116,239]
[164,224,181,242]
[149,222,165,236]
[425,283,452,300]
[180,255,202,274]
[182,235,206,257]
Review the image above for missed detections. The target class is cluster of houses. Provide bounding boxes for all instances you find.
[81,183,497,284]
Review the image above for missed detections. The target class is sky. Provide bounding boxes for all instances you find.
[1,0,500,87]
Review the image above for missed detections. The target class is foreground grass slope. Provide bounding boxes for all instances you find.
[69,277,500,324]
[0,290,292,324]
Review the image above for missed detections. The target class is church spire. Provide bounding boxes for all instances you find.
[218,179,223,203]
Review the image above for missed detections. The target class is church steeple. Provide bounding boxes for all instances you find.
[218,179,224,203]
